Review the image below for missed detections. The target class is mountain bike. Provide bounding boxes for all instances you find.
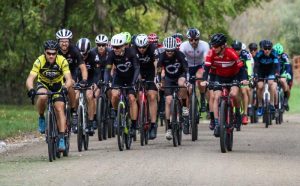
[73,84,90,151]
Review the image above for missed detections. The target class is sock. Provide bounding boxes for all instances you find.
[182,99,186,107]
[167,119,171,129]
[284,91,288,98]
[131,120,136,129]
[93,114,96,121]
[59,132,64,139]
[151,122,156,127]
[210,112,214,121]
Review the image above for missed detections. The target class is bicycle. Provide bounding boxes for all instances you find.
[189,76,203,141]
[258,78,273,128]
[32,91,70,162]
[112,85,135,151]
[215,82,241,153]
[275,77,285,125]
[249,78,258,124]
[96,81,114,141]
[160,85,186,147]
[138,79,153,146]
[73,84,90,152]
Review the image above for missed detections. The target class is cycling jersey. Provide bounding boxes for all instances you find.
[157,50,188,79]
[205,47,243,77]
[30,54,70,85]
[58,44,84,80]
[179,40,209,67]
[104,47,140,85]
[278,53,291,75]
[134,43,158,73]
[239,49,253,77]
[254,49,280,77]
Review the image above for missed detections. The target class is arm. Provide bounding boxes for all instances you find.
[64,72,73,89]
[131,51,140,85]
[79,63,88,80]
[26,73,37,90]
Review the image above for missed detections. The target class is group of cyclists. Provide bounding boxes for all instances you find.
[25,27,293,152]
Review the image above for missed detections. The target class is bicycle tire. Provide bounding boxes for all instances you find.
[46,111,54,162]
[170,99,178,147]
[219,100,227,153]
[125,113,132,150]
[77,106,83,152]
[265,95,270,128]
[107,119,113,138]
[139,101,145,146]
[191,94,198,141]
[117,103,125,151]
[177,101,183,146]
[226,130,233,151]
[63,135,70,157]
[83,109,89,151]
[96,97,104,141]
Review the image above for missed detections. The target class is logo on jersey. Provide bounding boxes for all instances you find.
[139,56,151,64]
[67,58,73,64]
[117,61,132,72]
[95,55,99,62]
[165,63,181,74]
[43,70,60,79]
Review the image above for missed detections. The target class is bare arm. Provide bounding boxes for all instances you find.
[26,73,37,90]
[79,63,88,80]
[64,72,73,89]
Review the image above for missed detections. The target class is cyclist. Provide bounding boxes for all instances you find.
[156,37,189,140]
[202,33,247,137]
[26,40,72,151]
[56,28,88,133]
[175,37,182,50]
[104,33,140,137]
[231,40,253,124]
[172,33,184,41]
[273,43,292,110]
[254,40,280,116]
[180,28,210,113]
[76,38,104,135]
[134,34,159,139]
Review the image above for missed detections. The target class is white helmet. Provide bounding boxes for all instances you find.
[95,34,109,44]
[242,43,247,50]
[110,34,126,46]
[163,37,176,50]
[56,28,73,40]
[135,34,148,47]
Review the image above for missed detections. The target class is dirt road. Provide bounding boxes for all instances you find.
[1,115,300,186]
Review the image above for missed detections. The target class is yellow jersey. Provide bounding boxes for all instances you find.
[30,54,70,84]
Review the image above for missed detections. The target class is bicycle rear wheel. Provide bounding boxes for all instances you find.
[190,94,198,141]
[139,102,146,146]
[177,101,183,146]
[219,100,227,153]
[170,99,178,147]
[226,129,233,151]
[77,106,83,152]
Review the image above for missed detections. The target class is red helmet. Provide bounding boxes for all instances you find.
[176,37,182,49]
[148,33,159,43]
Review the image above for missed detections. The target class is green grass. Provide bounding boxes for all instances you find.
[0,105,37,140]
[289,85,300,114]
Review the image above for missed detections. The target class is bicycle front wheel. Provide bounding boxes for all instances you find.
[170,99,178,147]
[46,111,54,162]
[77,106,83,152]
[190,94,198,141]
[219,100,228,153]
[96,97,104,141]
[117,103,125,151]
[139,101,146,146]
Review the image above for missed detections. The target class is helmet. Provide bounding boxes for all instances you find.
[175,37,182,48]
[111,34,126,46]
[135,34,149,47]
[242,43,247,50]
[248,43,258,51]
[76,38,91,55]
[44,40,59,50]
[95,34,108,44]
[148,33,159,43]
[131,34,137,45]
[186,28,200,39]
[172,33,184,41]
[56,28,73,40]
[163,37,177,50]
[231,40,242,51]
[121,32,131,44]
[209,33,227,47]
[273,43,284,55]
[260,40,273,49]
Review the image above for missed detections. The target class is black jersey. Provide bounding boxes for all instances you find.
[134,44,158,73]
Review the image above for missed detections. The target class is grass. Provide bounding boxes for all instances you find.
[0,105,37,140]
[289,85,300,114]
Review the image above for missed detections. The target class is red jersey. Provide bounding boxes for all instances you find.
[205,47,242,77]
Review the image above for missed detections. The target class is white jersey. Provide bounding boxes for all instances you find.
[179,40,209,67]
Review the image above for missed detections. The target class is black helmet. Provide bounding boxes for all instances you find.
[260,40,273,49]
[209,33,227,47]
[231,40,242,51]
[76,38,91,55]
[172,33,184,41]
[248,43,258,51]
[186,28,200,39]
[44,40,59,50]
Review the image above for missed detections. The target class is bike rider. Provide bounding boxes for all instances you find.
[26,40,72,151]
[76,38,104,135]
[202,33,247,137]
[254,40,280,116]
[56,28,88,133]
[231,40,253,125]
[104,33,140,137]
[156,37,189,140]
[273,43,292,110]
[134,34,159,139]
[180,28,210,114]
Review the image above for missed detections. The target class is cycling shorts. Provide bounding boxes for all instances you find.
[213,75,239,91]
[140,70,157,91]
[112,75,136,95]
[164,74,185,96]
[36,81,65,102]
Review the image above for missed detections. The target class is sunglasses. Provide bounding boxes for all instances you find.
[250,49,257,52]
[46,52,57,56]
[166,50,175,53]
[112,46,122,49]
[97,44,106,47]
[189,38,199,42]
[138,46,147,49]
[263,47,272,51]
